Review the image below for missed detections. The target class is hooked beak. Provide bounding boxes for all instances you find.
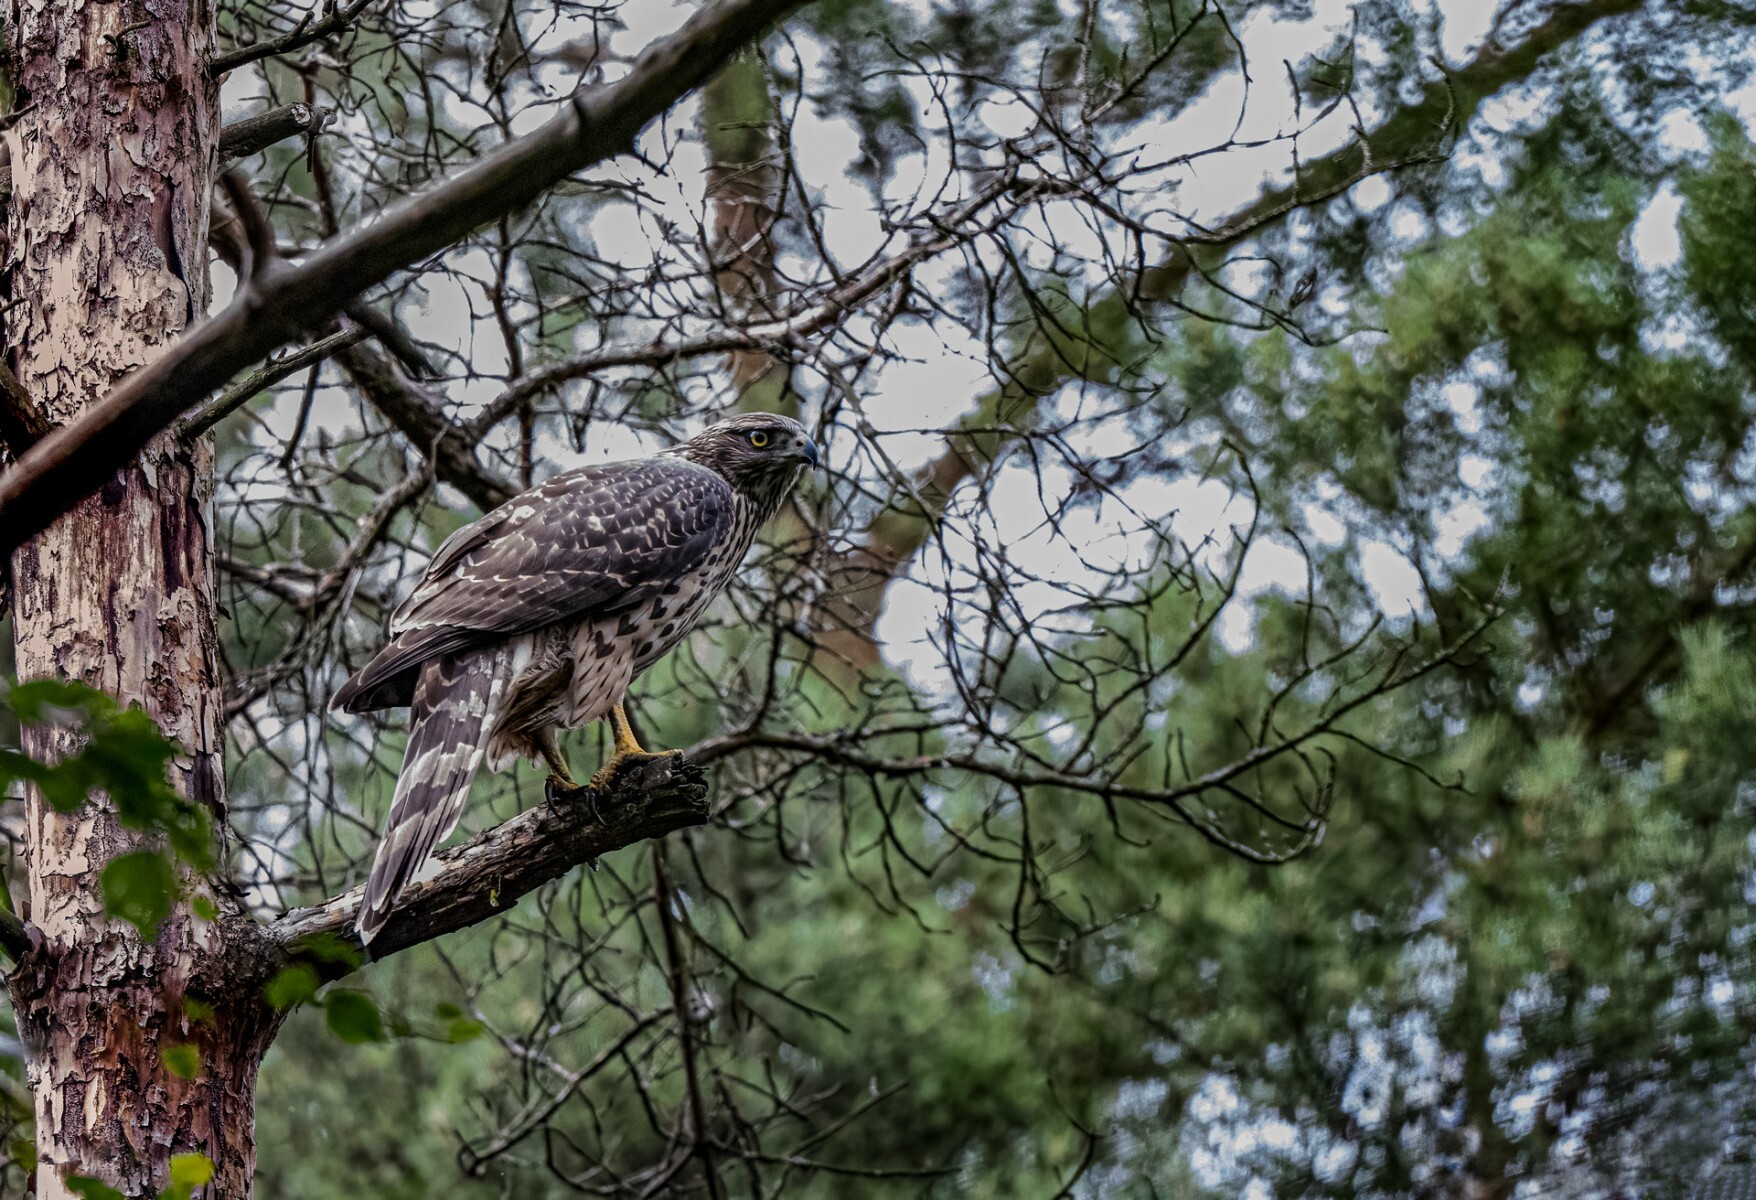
[795,437,821,468]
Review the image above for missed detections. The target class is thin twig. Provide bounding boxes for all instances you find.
[176,327,368,442]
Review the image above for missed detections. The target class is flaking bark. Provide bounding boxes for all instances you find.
[2,1,242,1195]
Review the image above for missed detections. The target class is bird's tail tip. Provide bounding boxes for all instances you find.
[355,904,387,948]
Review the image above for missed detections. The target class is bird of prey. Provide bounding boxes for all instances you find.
[333,413,819,943]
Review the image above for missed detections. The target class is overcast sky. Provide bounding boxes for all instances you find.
[215,0,1724,674]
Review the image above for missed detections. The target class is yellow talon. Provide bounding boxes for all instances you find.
[586,704,682,792]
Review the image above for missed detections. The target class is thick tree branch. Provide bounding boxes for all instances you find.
[268,753,709,971]
[218,103,332,163]
[341,299,439,380]
[0,0,806,559]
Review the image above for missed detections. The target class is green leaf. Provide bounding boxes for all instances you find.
[190,895,217,922]
[0,680,214,872]
[66,1176,125,1200]
[37,757,98,814]
[167,1153,214,1190]
[0,747,46,794]
[324,990,386,1044]
[6,678,111,723]
[263,964,319,1011]
[99,852,175,939]
[291,932,363,970]
[160,1044,201,1080]
[444,1017,485,1044]
[182,997,216,1024]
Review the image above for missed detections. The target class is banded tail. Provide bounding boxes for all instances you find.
[357,648,514,944]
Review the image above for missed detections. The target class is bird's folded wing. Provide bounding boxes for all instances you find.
[334,457,733,712]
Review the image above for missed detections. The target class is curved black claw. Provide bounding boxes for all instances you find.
[580,782,605,830]
[544,773,577,812]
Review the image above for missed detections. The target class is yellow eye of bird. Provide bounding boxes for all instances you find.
[748,430,770,448]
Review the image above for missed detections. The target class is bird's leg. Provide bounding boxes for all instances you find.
[609,701,646,757]
[539,729,579,809]
[539,731,601,867]
[587,702,682,793]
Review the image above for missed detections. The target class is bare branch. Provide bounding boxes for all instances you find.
[268,754,709,970]
[210,0,379,76]
[176,326,369,443]
[814,0,1641,668]
[0,0,807,558]
[333,338,515,511]
[218,103,332,163]
[470,172,1021,434]
[219,170,278,283]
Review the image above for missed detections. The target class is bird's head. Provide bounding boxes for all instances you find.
[674,413,820,505]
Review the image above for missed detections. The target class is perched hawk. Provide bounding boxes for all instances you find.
[334,413,819,943]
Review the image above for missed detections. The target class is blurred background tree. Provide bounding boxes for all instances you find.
[6,0,1756,1195]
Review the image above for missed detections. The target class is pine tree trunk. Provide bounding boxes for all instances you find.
[700,50,782,404]
[0,3,272,1195]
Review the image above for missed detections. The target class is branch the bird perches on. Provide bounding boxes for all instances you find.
[271,754,709,972]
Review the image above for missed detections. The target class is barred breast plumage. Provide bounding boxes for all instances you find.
[482,495,764,771]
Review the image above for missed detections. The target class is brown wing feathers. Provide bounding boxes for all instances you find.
[332,461,733,716]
